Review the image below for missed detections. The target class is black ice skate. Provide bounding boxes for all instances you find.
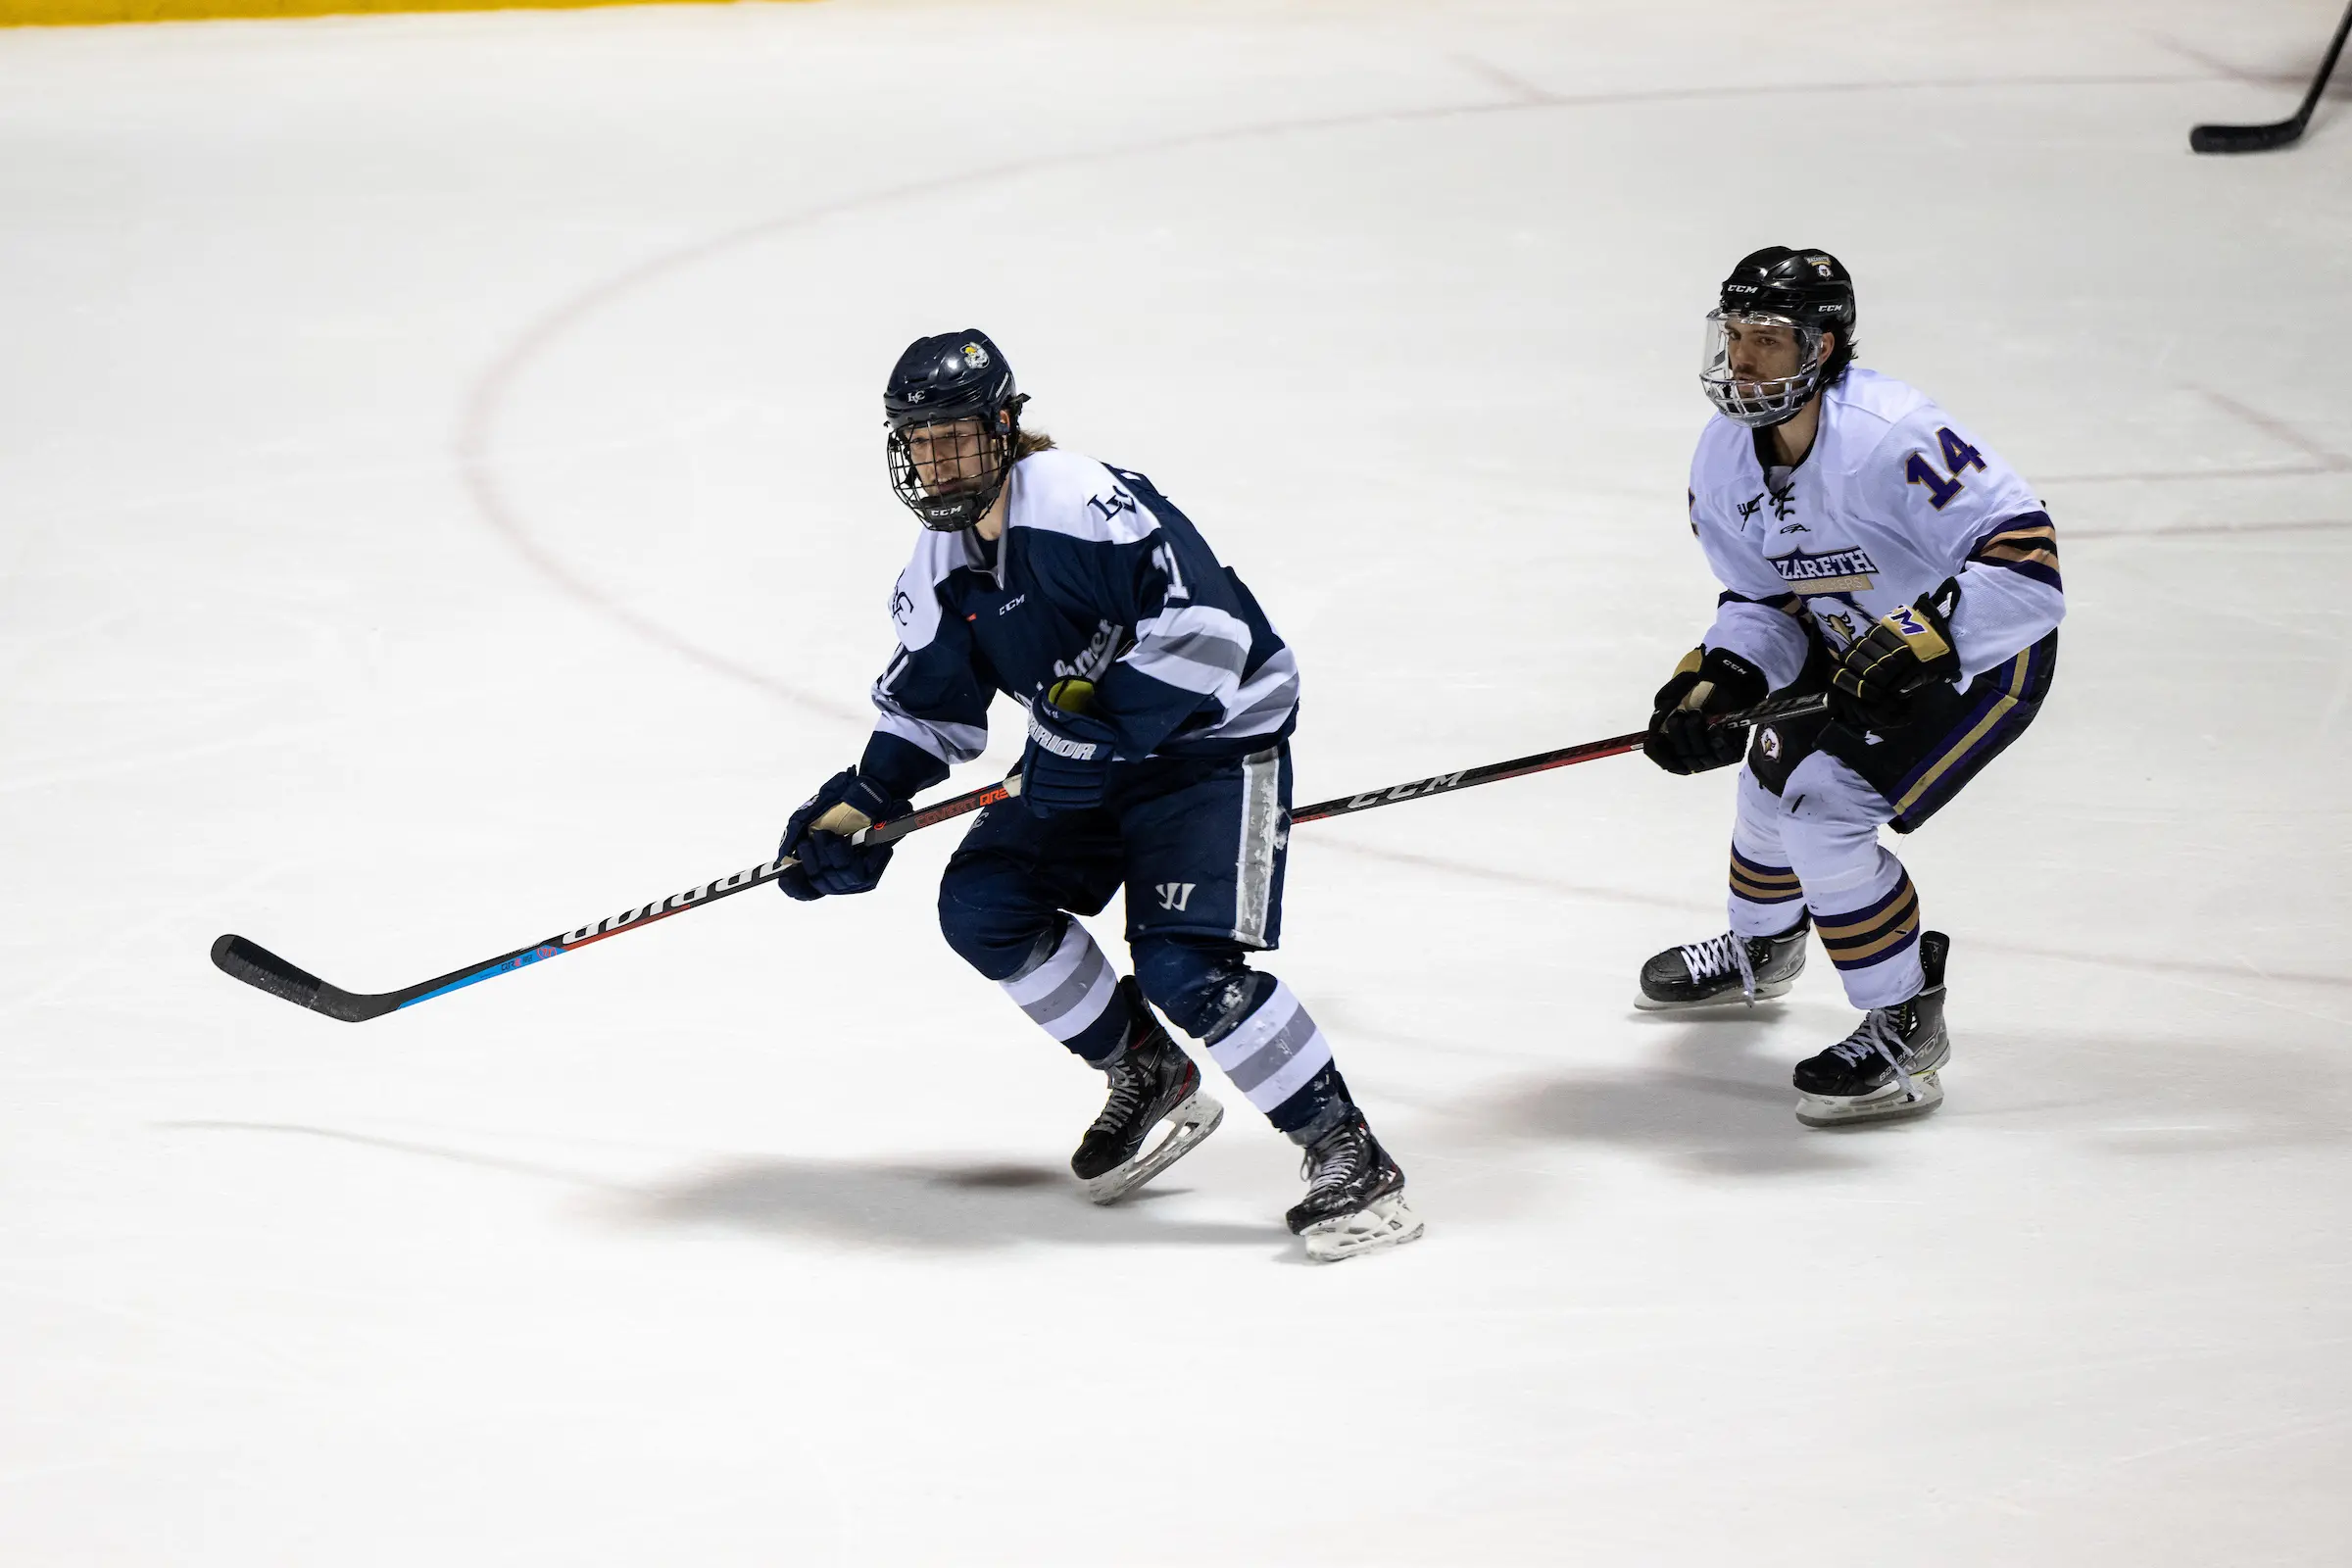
[1285,1107,1424,1263]
[1792,931,1951,1128]
[1070,981,1224,1204]
[1636,914,1809,1011]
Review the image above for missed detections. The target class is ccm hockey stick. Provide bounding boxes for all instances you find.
[211,692,1825,1022]
[1291,690,1826,825]
[2190,0,2352,153]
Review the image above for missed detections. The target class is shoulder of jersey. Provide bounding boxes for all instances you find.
[898,518,970,590]
[1690,414,1753,488]
[1827,368,1941,471]
[1007,448,1157,545]
[886,524,971,649]
[1831,368,1936,434]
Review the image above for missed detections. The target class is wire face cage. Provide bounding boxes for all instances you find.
[886,413,1016,531]
[1699,309,1829,429]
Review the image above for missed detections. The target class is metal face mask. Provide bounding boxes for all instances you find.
[887,409,1016,532]
[1700,309,1828,429]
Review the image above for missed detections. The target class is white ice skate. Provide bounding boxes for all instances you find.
[1299,1194,1424,1262]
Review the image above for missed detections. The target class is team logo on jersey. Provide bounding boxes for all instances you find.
[890,585,915,625]
[1766,545,1880,595]
[1085,488,1138,524]
[960,341,991,369]
[1735,485,1798,525]
[1758,727,1782,760]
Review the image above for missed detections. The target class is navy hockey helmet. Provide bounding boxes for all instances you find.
[1700,247,1858,428]
[884,329,1025,531]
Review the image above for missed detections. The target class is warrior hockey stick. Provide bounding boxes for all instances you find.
[2190,0,2352,153]
[211,775,1026,1022]
[211,693,1825,1021]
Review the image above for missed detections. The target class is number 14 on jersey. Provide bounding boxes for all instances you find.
[1904,426,1986,511]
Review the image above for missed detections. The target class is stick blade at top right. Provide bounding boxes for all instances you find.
[2190,119,2306,154]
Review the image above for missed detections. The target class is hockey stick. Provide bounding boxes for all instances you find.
[211,693,1825,1022]
[2190,0,2352,153]
[1291,690,1826,824]
[211,774,1025,1022]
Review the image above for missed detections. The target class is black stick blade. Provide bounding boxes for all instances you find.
[2192,0,2351,154]
[211,934,393,1022]
[213,933,319,1004]
[2191,119,2306,154]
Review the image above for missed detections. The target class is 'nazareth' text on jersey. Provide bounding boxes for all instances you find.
[1687,368,2064,684]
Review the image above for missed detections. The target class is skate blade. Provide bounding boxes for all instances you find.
[1301,1196,1425,1263]
[1794,1068,1943,1128]
[1081,1090,1224,1205]
[1632,978,1795,1013]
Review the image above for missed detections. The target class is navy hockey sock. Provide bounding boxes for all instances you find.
[1135,942,1347,1130]
[995,918,1134,1063]
[1270,1062,1353,1140]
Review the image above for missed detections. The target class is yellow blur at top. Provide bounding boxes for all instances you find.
[5,0,815,26]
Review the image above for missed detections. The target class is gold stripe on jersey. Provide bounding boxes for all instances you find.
[1977,522,2060,571]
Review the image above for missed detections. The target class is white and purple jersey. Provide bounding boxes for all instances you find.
[1687,368,2064,685]
[858,448,1298,798]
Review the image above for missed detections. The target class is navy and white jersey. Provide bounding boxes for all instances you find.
[1688,368,2065,685]
[858,448,1298,799]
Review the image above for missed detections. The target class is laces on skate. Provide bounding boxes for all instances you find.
[1090,1056,1149,1136]
[1299,1132,1363,1198]
[1829,1008,1918,1101]
[1678,931,1759,1004]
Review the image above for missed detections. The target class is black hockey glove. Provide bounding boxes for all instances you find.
[1830,591,1961,731]
[1020,681,1119,816]
[776,768,910,901]
[1644,646,1769,775]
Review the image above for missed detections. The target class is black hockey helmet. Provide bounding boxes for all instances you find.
[1701,247,1858,427]
[884,329,1024,531]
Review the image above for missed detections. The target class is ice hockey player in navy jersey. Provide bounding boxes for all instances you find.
[1639,249,2063,1127]
[775,330,1421,1260]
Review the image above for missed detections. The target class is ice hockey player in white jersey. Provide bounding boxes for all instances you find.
[773,330,1421,1261]
[1638,248,2063,1126]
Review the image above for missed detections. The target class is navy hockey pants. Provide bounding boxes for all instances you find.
[936,743,1345,1132]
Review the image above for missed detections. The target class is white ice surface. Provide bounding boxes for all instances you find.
[3,1,2349,1562]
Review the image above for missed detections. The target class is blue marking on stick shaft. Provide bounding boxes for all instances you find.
[397,944,567,1009]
